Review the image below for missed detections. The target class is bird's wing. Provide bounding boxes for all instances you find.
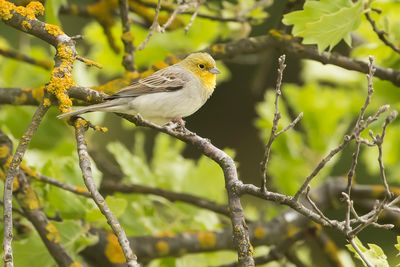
[105,67,189,100]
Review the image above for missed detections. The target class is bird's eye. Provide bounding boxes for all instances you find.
[198,64,205,69]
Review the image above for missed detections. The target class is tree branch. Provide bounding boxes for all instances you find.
[73,118,139,267]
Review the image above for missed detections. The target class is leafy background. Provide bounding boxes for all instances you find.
[1,0,400,266]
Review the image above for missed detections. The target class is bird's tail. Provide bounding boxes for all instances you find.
[57,101,122,119]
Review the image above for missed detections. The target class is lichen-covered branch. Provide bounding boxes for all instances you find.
[0,130,82,267]
[118,0,135,71]
[2,101,49,267]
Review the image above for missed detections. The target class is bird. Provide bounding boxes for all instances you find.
[58,52,220,125]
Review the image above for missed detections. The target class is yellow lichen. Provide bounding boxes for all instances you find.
[14,1,44,20]
[0,145,10,158]
[152,61,169,70]
[45,223,61,243]
[15,92,28,104]
[22,186,40,210]
[47,44,75,112]
[31,86,45,102]
[87,0,118,27]
[75,186,88,193]
[44,24,64,37]
[94,126,108,132]
[69,262,84,267]
[121,31,133,42]
[94,71,140,95]
[371,185,384,198]
[197,232,217,248]
[324,239,339,255]
[210,44,225,55]
[105,233,125,264]
[21,20,32,31]
[140,69,154,79]
[155,240,170,255]
[43,98,52,107]
[0,0,14,20]
[74,118,87,128]
[20,162,38,178]
[253,226,267,239]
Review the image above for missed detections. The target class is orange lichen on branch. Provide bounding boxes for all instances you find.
[76,55,103,69]
[105,232,126,264]
[0,0,14,20]
[87,0,118,27]
[47,43,75,112]
[0,144,10,158]
[45,24,65,37]
[45,223,61,243]
[21,20,32,31]
[0,0,44,22]
[93,71,140,95]
[20,162,38,178]
[155,240,170,255]
[21,185,40,210]
[197,232,217,248]
[69,262,84,267]
[286,225,300,238]
[31,86,45,102]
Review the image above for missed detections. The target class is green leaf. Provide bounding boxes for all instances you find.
[346,237,389,267]
[283,0,364,52]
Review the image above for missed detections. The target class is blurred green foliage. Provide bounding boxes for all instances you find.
[1,0,400,266]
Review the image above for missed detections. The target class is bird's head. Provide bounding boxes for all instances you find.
[179,52,220,92]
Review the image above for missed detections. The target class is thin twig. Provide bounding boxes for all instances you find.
[0,47,52,70]
[73,118,139,267]
[349,238,374,267]
[119,0,135,71]
[138,0,162,50]
[101,182,230,217]
[260,55,286,191]
[3,101,49,267]
[184,0,202,33]
[365,12,400,54]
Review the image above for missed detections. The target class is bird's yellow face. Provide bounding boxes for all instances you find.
[180,52,220,92]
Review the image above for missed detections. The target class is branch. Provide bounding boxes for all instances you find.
[0,47,52,70]
[365,11,400,54]
[73,118,139,267]
[0,130,82,267]
[118,115,255,266]
[118,0,135,71]
[203,32,400,87]
[101,182,230,217]
[3,100,49,267]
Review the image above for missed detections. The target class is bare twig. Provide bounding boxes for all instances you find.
[260,55,302,191]
[101,182,230,217]
[349,238,374,267]
[74,118,139,267]
[0,47,52,70]
[119,0,135,71]
[365,12,400,54]
[184,0,203,33]
[3,101,49,267]
[138,0,162,50]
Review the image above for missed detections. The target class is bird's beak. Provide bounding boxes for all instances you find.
[209,67,220,74]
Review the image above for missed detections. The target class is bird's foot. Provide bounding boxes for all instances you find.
[164,118,186,132]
